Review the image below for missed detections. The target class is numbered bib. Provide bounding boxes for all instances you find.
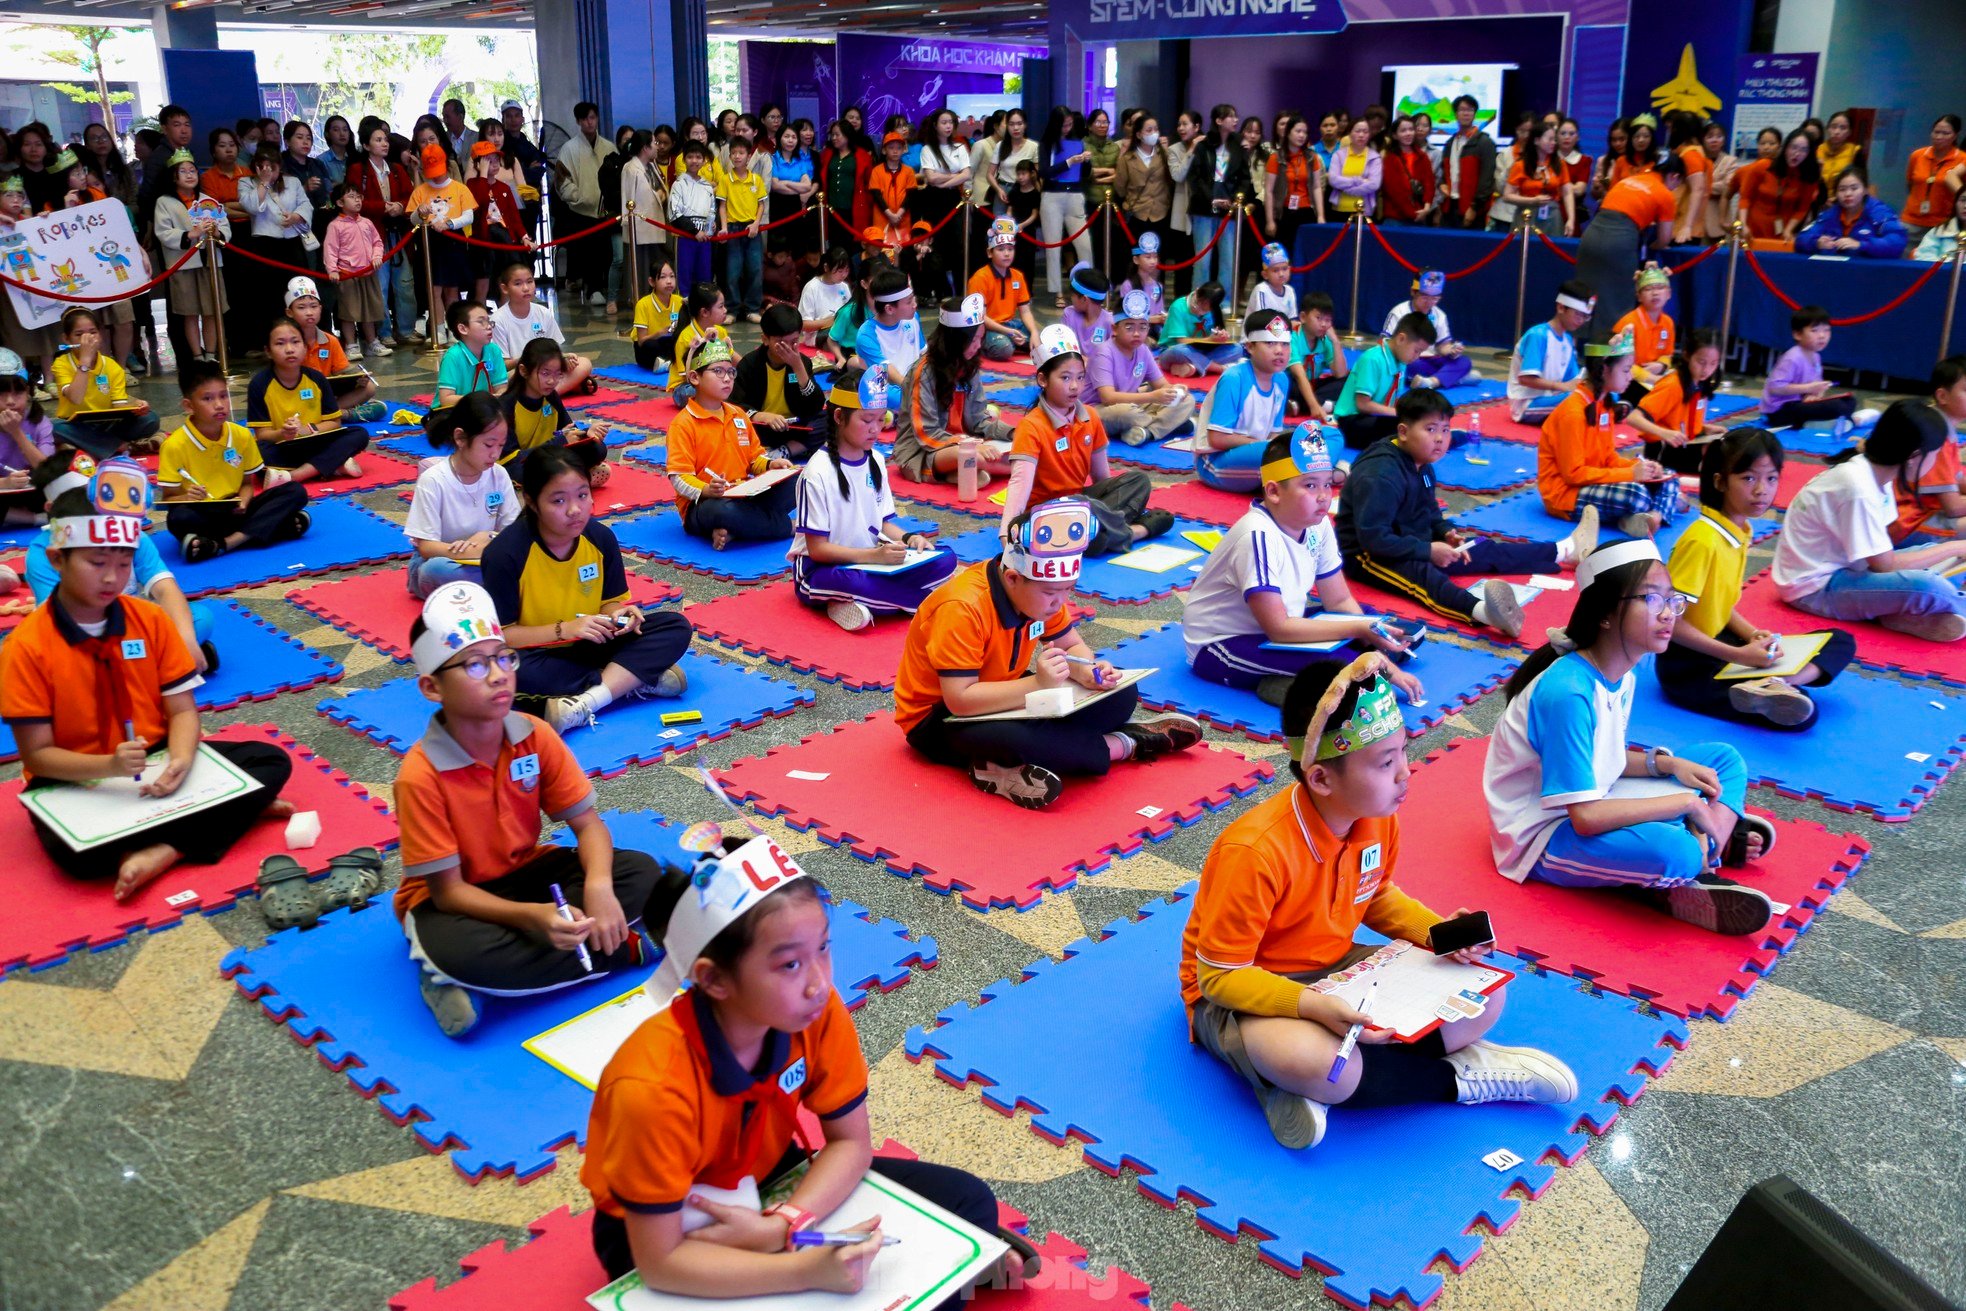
[578,562,600,583]
[120,638,147,660]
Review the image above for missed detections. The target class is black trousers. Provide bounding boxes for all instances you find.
[632,332,675,372]
[164,480,309,547]
[591,1154,999,1309]
[1337,412,1399,451]
[1655,627,1857,731]
[31,739,292,881]
[1766,396,1857,429]
[405,845,665,993]
[1346,538,1562,624]
[906,685,1139,778]
[1078,470,1154,555]
[261,425,370,475]
[514,611,694,699]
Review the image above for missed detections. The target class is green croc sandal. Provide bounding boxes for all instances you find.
[317,846,385,915]
[257,854,320,930]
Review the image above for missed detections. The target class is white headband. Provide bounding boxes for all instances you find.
[874,286,914,304]
[1575,538,1661,593]
[645,834,811,1010]
[44,469,90,502]
[1556,293,1596,314]
[50,515,143,550]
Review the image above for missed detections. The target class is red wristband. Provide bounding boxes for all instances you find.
[767,1203,817,1250]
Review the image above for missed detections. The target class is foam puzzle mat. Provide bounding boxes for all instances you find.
[1736,411,1875,458]
[1097,621,1517,741]
[1146,479,1252,526]
[287,570,680,661]
[153,499,408,595]
[1735,573,1966,685]
[1430,442,1539,493]
[1454,400,1640,447]
[1343,570,1577,649]
[889,468,1009,519]
[587,395,684,435]
[612,510,794,584]
[906,888,1687,1310]
[1074,519,1220,604]
[223,816,934,1183]
[1394,738,1870,1019]
[0,724,398,976]
[716,713,1273,911]
[593,362,669,388]
[1450,488,1778,555]
[319,650,813,779]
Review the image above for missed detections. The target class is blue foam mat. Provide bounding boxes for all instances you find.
[153,499,406,595]
[907,890,1685,1310]
[222,817,934,1183]
[318,650,813,778]
[1740,418,1870,458]
[1436,376,1510,405]
[1706,393,1761,419]
[1452,488,1778,555]
[1075,518,1219,603]
[595,362,670,388]
[943,525,1007,565]
[982,381,1040,408]
[1100,621,1518,741]
[1430,443,1538,492]
[1627,660,1966,818]
[0,600,341,760]
[1108,437,1202,472]
[613,511,793,583]
[376,431,438,460]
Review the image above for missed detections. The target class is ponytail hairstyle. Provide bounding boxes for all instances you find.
[1698,425,1785,512]
[926,298,984,408]
[853,255,895,316]
[1503,544,1666,700]
[1668,326,1723,400]
[823,366,885,501]
[423,390,505,451]
[1833,398,1950,499]
[518,440,603,525]
[515,337,567,398]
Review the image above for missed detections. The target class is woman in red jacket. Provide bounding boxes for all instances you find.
[818,120,873,251]
[1379,115,1438,225]
[356,120,417,346]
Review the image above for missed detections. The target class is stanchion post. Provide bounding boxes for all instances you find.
[818,191,829,256]
[1345,212,1366,343]
[619,201,639,339]
[961,184,973,283]
[1102,199,1112,283]
[1939,241,1965,363]
[202,232,229,380]
[1718,220,1743,366]
[1226,198,1245,320]
[1511,210,1532,345]
[417,221,444,356]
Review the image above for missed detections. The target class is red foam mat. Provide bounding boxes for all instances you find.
[288,569,680,660]
[1737,569,1966,684]
[1775,457,1827,509]
[1392,737,1868,1020]
[717,713,1273,910]
[890,468,1001,518]
[0,723,400,976]
[1148,479,1252,526]
[411,387,635,410]
[136,449,421,495]
[685,583,913,690]
[1345,570,1577,649]
[589,395,683,433]
[1460,399,1641,447]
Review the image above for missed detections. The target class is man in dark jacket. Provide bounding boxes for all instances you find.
[1438,95,1498,230]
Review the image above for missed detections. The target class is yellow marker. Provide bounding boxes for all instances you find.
[660,710,704,725]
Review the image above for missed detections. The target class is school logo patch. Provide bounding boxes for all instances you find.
[120,638,147,660]
[777,1057,807,1095]
[224,448,242,466]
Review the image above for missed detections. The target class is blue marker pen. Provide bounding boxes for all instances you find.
[1327,979,1378,1082]
[788,1231,902,1248]
[548,882,593,973]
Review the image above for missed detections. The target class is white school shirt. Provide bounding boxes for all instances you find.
[1182,505,1343,660]
[1770,455,1896,601]
[1382,300,1451,347]
[790,448,896,561]
[1203,359,1289,440]
[1247,281,1298,321]
[491,301,565,361]
[1483,652,1635,884]
[855,316,925,379]
[797,277,852,345]
[1507,322,1578,409]
[404,457,520,545]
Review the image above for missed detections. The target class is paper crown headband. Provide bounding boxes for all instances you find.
[942,292,988,329]
[1117,289,1152,323]
[1634,265,1670,291]
[1243,314,1294,344]
[411,581,506,677]
[686,336,735,372]
[1004,498,1093,581]
[645,832,812,1011]
[1261,424,1335,485]
[0,174,21,195]
[826,368,888,411]
[1585,325,1637,358]
[50,147,79,175]
[1285,652,1403,764]
[988,217,1018,248]
[1031,323,1083,369]
[1260,242,1289,267]
[49,456,150,551]
[1574,537,1661,593]
[1132,230,1160,256]
[166,148,195,169]
[1414,269,1446,296]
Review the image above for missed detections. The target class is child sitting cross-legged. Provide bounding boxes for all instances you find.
[393,581,666,1037]
[1338,388,1598,640]
[0,459,295,901]
[1157,281,1240,378]
[499,338,613,484]
[1485,540,1779,935]
[1332,311,1435,454]
[483,442,695,733]
[434,300,508,409]
[1185,428,1428,706]
[895,498,1202,810]
[245,316,373,485]
[1194,309,1293,493]
[1383,269,1475,391]
[156,359,312,562]
[1536,326,1680,540]
[1180,652,1579,1150]
[50,307,158,459]
[492,260,595,396]
[1286,293,1349,421]
[582,830,1006,1298]
[891,296,1018,487]
[283,277,379,416]
[405,393,520,599]
[1508,281,1594,425]
[665,337,798,550]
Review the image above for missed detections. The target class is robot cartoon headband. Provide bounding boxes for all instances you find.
[826,368,889,411]
[1260,242,1289,267]
[411,581,506,677]
[942,292,988,329]
[1285,652,1403,764]
[1574,537,1660,593]
[1414,270,1446,296]
[1132,230,1160,257]
[988,216,1018,249]
[1003,498,1093,581]
[1584,325,1637,359]
[1261,424,1335,485]
[49,455,150,551]
[644,831,812,1011]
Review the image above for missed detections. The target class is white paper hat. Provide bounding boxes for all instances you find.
[943,292,988,329]
[1031,323,1083,369]
[411,581,506,676]
[645,834,813,1009]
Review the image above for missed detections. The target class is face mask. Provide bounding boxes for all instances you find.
[1141,132,1160,149]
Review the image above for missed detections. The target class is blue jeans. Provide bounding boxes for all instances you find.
[1196,439,1267,493]
[1528,741,1747,889]
[1190,213,1231,288]
[1786,565,1966,622]
[380,248,415,340]
[407,555,482,598]
[724,234,763,316]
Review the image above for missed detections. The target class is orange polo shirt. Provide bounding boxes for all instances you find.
[1614,306,1677,369]
[1904,147,1963,227]
[1600,173,1676,227]
[1538,384,1635,516]
[665,397,769,488]
[0,594,201,785]
[1009,400,1107,509]
[391,711,594,918]
[583,987,868,1218]
[1179,785,1436,1010]
[301,328,350,376]
[968,264,1030,325]
[1507,159,1562,199]
[1636,370,1708,443]
[893,559,1077,734]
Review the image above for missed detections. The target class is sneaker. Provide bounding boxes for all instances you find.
[1639,874,1776,936]
[1118,425,1153,447]
[1851,406,1881,429]
[419,972,481,1038]
[650,664,689,698]
[588,292,607,307]
[1445,1040,1580,1105]
[125,350,147,378]
[365,340,393,358]
[969,760,1063,809]
[1880,611,1966,642]
[1137,508,1175,539]
[285,509,311,539]
[1728,676,1815,727]
[545,693,600,734]
[1256,674,1295,707]
[1411,374,1439,390]
[0,563,18,593]
[1479,578,1525,639]
[1118,713,1204,761]
[1260,1085,1329,1150]
[826,599,874,631]
[1564,504,1600,566]
[1461,364,1484,381]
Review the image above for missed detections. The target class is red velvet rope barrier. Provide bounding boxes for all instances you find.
[434,214,616,252]
[0,240,201,304]
[637,204,811,242]
[1373,220,1519,279]
[223,228,419,280]
[1012,205,1101,250]
[1111,204,1135,246]
[822,199,968,249]
[1744,248,1948,327]
[1534,229,1578,265]
[1159,211,1230,271]
[1245,211,1353,274]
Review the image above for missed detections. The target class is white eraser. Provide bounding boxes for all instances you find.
[1024,687,1075,717]
[284,811,322,850]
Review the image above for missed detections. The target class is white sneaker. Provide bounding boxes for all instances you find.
[588,292,607,307]
[650,664,689,697]
[0,563,19,593]
[365,340,393,359]
[826,599,874,631]
[1852,406,1881,429]
[1260,1085,1329,1150]
[545,692,600,733]
[1479,578,1525,639]
[1411,375,1440,390]
[262,467,294,489]
[1445,1040,1579,1105]
[1880,611,1966,642]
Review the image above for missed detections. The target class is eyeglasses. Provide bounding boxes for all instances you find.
[1624,592,1689,617]
[439,648,520,679]
[700,365,737,380]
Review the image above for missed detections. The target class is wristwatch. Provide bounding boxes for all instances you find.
[1645,745,1671,778]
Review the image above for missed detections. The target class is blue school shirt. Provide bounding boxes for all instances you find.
[1162,296,1216,341]
[1203,359,1289,440]
[854,315,925,378]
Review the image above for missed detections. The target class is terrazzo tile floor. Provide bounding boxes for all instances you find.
[2,294,1962,1311]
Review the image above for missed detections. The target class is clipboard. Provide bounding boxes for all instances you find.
[843,548,944,575]
[20,744,258,853]
[1713,630,1832,681]
[1105,543,1202,574]
[69,402,145,423]
[720,466,798,498]
[1306,939,1513,1043]
[947,666,1154,722]
[523,983,656,1090]
[325,371,372,396]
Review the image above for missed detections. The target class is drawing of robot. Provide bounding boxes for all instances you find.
[1,231,38,283]
[93,239,133,283]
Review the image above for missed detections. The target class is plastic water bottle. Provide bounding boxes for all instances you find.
[1468,411,1483,452]
[956,437,980,502]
